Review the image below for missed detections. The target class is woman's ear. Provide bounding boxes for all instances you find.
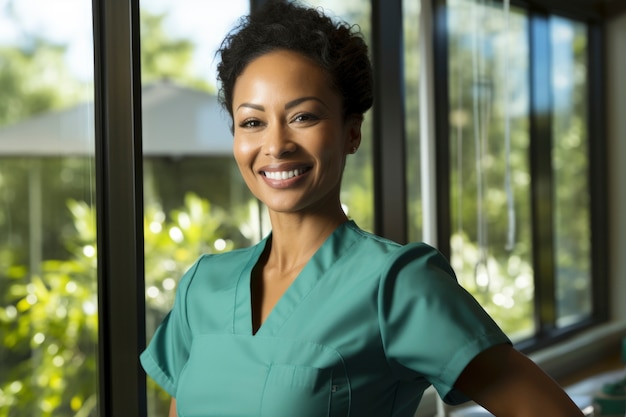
[344,114,363,155]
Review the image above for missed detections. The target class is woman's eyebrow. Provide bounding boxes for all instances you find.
[236,96,328,112]
[236,102,264,112]
[285,96,327,110]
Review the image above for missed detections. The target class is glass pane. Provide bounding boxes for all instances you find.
[0,1,98,415]
[550,17,592,327]
[307,0,374,231]
[448,0,534,341]
[139,1,250,415]
[404,0,422,242]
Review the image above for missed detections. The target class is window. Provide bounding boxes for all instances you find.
[0,1,98,415]
[447,0,535,340]
[440,0,603,347]
[404,0,424,242]
[550,17,592,328]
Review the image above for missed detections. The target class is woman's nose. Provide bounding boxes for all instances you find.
[263,125,297,158]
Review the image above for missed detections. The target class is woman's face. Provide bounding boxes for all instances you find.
[232,49,361,216]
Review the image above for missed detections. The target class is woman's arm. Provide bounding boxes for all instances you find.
[455,343,583,417]
[169,398,177,417]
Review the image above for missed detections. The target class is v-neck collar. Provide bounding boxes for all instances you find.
[232,220,360,336]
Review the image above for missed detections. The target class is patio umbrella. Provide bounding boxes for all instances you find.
[0,80,234,156]
[0,80,236,275]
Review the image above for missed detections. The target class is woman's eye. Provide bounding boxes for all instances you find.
[292,113,318,123]
[239,119,262,129]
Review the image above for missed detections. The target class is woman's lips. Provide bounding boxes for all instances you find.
[263,168,306,180]
[259,166,312,188]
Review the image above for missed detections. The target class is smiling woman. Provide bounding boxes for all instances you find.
[232,50,361,216]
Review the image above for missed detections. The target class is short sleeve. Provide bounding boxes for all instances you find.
[378,243,511,405]
[140,257,202,397]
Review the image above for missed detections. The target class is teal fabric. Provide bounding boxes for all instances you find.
[140,221,510,417]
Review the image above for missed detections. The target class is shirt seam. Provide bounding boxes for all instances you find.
[231,239,269,334]
[435,330,511,387]
[182,254,207,343]
[141,348,177,397]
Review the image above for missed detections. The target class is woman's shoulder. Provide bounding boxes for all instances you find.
[344,220,401,252]
[334,222,457,291]
[345,221,444,265]
[179,239,267,289]
[196,241,262,264]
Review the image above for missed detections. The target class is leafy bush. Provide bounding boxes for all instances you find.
[0,194,252,416]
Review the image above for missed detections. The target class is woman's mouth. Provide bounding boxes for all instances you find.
[262,168,310,180]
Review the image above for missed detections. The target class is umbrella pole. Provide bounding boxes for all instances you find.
[28,159,43,279]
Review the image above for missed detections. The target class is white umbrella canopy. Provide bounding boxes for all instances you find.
[0,82,241,276]
[0,81,234,157]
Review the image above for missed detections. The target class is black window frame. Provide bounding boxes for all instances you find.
[93,0,146,415]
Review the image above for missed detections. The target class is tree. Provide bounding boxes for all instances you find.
[140,10,213,92]
[0,42,91,129]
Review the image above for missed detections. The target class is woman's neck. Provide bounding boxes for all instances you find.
[265,209,348,274]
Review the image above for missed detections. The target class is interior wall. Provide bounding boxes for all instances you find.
[606,12,626,322]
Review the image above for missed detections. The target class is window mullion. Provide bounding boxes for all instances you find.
[528,11,557,338]
[587,22,609,323]
[372,0,408,243]
[431,0,451,258]
[93,0,146,415]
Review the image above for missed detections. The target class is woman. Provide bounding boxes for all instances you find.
[141,1,584,416]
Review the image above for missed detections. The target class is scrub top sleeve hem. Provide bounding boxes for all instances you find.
[140,348,178,398]
[434,332,512,405]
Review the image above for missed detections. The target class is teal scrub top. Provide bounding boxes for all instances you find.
[141,221,510,417]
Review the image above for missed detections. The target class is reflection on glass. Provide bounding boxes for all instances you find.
[551,17,591,327]
[0,1,98,415]
[139,1,250,415]
[447,0,534,340]
[306,0,374,231]
[404,0,422,242]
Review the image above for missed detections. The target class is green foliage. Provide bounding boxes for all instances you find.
[0,200,97,417]
[140,10,213,92]
[450,232,534,339]
[0,42,92,128]
[341,163,374,229]
[0,194,251,416]
[144,193,246,317]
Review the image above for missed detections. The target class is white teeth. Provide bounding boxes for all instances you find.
[264,169,302,180]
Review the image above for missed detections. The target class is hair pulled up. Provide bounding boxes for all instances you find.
[216,0,373,120]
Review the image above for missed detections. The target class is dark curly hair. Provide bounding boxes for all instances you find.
[216,0,373,120]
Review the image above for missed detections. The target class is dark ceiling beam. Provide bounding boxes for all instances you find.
[514,0,626,20]
[598,0,626,18]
